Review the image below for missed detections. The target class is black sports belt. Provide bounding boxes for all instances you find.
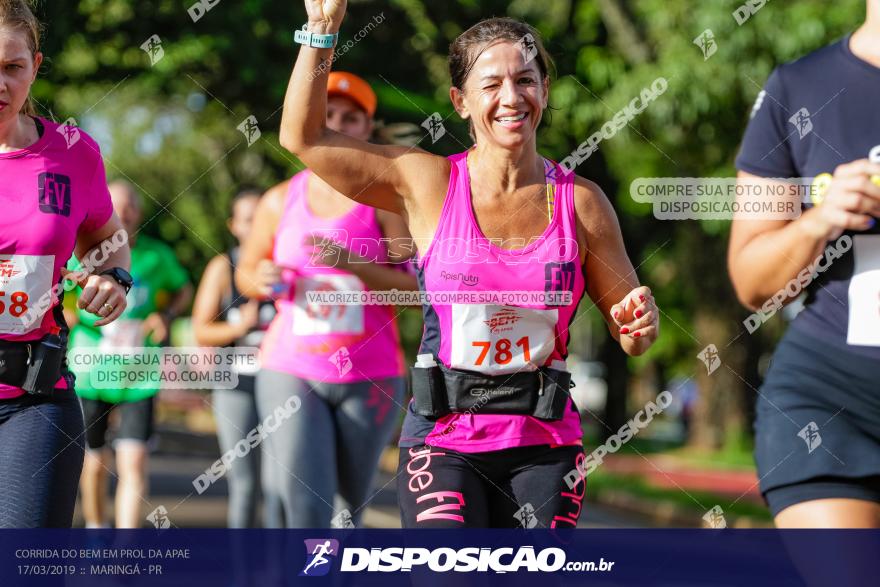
[0,282,73,396]
[0,335,68,395]
[410,362,573,421]
[0,340,33,388]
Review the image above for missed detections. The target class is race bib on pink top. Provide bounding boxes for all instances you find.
[292,274,365,336]
[0,254,55,335]
[259,170,405,383]
[400,151,586,453]
[449,304,558,375]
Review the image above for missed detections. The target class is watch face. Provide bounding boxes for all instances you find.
[104,267,133,291]
[116,268,133,285]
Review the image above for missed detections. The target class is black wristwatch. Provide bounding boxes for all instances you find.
[100,267,134,294]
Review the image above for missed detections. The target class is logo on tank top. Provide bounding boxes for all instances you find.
[38,172,71,217]
[545,262,576,293]
[483,308,522,333]
[439,270,479,286]
[0,259,22,280]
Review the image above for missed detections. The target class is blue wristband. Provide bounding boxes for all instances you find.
[294,25,339,49]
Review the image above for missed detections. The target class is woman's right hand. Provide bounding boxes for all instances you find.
[804,159,880,241]
[304,0,347,33]
[255,259,284,297]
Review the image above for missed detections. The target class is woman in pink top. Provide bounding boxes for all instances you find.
[280,1,660,528]
[237,72,418,528]
[0,0,131,527]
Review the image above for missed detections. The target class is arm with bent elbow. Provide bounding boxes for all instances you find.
[69,213,131,326]
[236,182,287,300]
[729,166,880,310]
[576,179,659,357]
[193,257,259,347]
[278,12,338,155]
[279,0,438,214]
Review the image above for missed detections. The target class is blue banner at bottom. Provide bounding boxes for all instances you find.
[1,529,877,586]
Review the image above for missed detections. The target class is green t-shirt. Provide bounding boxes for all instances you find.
[68,235,189,402]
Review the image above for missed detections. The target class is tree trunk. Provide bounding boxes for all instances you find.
[690,311,747,450]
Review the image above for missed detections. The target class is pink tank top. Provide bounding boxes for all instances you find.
[259,170,405,383]
[0,118,114,399]
[399,150,585,453]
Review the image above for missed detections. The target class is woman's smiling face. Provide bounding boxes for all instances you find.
[451,40,549,149]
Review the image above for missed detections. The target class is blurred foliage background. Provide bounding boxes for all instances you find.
[32,0,868,450]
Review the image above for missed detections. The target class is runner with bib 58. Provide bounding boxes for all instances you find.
[0,0,131,528]
[280,0,659,527]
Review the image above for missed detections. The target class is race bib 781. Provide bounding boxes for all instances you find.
[449,304,558,375]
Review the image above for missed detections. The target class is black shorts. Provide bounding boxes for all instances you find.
[397,443,585,528]
[755,327,880,515]
[765,476,880,516]
[81,396,155,450]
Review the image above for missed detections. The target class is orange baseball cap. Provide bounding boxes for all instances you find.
[327,72,377,117]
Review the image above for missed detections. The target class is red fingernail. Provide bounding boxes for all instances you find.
[634,331,641,337]
[613,311,619,319]
[639,295,646,302]
[620,327,629,334]
[635,310,643,318]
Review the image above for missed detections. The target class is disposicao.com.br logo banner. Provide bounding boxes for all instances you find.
[1,529,874,586]
[298,538,612,576]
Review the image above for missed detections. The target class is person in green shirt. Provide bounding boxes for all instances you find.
[65,180,192,528]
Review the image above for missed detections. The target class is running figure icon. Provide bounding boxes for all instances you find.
[300,539,339,576]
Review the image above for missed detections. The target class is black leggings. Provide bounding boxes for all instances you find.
[398,444,585,528]
[0,388,85,528]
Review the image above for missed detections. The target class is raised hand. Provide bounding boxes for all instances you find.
[304,0,347,32]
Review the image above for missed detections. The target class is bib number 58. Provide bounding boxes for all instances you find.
[0,291,29,317]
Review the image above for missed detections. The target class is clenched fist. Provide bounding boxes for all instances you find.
[304,0,347,33]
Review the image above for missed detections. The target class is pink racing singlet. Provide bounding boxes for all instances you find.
[399,150,586,453]
[259,170,405,383]
[0,117,114,399]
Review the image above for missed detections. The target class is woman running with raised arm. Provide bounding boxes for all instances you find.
[237,71,417,528]
[279,0,659,528]
[0,0,131,527]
